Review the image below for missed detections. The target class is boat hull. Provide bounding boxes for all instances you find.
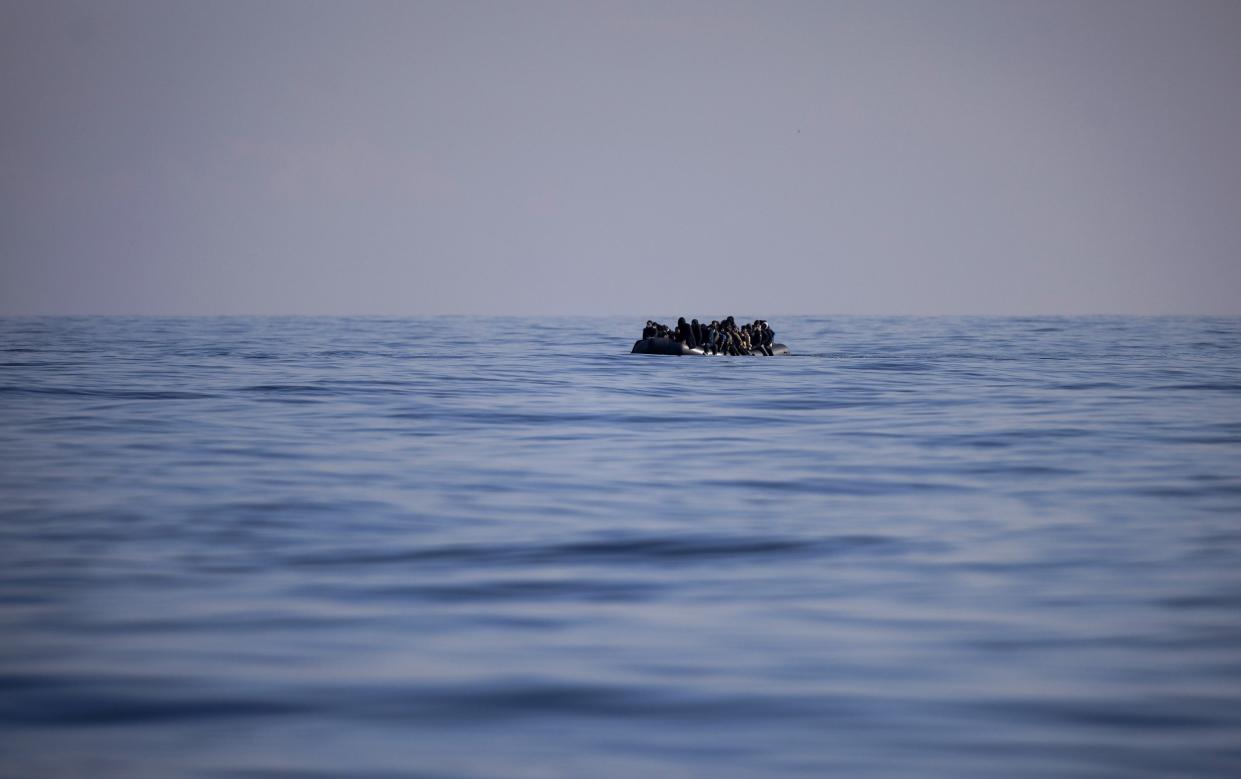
[631,337,790,356]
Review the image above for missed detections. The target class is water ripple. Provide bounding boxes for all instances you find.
[1,315,1239,779]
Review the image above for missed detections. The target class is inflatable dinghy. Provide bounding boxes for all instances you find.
[631,337,790,356]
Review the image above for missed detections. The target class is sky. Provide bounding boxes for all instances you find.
[2,0,1240,316]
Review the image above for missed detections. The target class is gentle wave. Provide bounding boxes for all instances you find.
[1,315,1240,778]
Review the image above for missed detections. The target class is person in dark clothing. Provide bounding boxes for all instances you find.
[754,320,773,355]
[691,319,702,348]
[676,317,697,348]
[642,321,656,339]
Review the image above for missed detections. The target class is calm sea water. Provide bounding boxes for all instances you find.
[1,315,1239,778]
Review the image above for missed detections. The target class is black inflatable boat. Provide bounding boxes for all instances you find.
[631,337,790,356]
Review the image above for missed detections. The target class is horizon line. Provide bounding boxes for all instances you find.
[3,311,1239,319]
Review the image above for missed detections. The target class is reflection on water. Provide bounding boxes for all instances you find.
[1,315,1240,778]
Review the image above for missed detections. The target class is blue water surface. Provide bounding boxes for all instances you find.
[1,315,1240,778]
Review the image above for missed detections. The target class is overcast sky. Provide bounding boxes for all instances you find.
[2,0,1239,315]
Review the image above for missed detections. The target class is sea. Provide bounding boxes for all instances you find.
[1,315,1239,779]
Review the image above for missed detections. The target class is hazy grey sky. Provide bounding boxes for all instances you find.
[2,0,1239,315]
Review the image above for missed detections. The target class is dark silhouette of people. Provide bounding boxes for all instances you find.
[676,317,698,349]
[639,315,777,355]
